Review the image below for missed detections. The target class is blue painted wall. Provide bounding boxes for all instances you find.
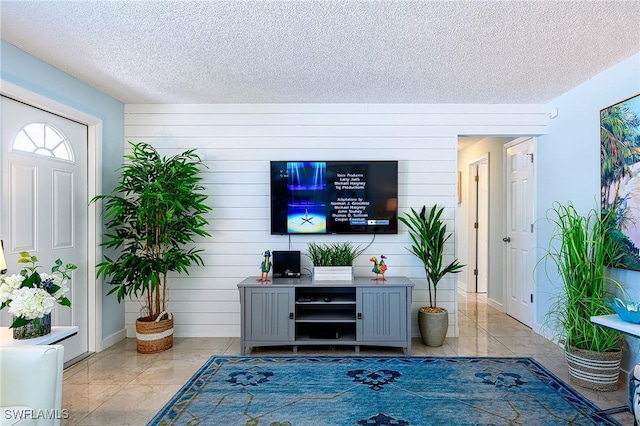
[1,40,125,344]
[537,53,640,373]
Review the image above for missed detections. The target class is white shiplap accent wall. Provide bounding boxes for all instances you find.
[122,103,545,339]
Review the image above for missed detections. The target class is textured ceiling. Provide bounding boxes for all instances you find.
[1,1,639,104]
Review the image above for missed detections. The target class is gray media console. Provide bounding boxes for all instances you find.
[237,276,414,355]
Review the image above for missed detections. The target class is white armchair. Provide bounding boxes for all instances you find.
[0,345,64,426]
[630,364,640,426]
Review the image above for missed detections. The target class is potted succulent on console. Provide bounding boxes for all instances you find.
[93,142,211,353]
[399,205,464,347]
[543,201,625,391]
[306,241,364,281]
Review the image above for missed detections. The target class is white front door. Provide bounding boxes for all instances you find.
[1,96,88,362]
[504,137,535,327]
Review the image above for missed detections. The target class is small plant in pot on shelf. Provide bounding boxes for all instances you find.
[306,241,364,281]
[399,205,464,347]
[92,142,211,353]
[543,201,625,391]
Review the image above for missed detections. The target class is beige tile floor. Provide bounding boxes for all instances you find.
[61,292,634,425]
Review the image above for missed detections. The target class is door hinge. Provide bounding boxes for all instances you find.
[473,269,478,276]
[531,223,534,233]
[474,175,479,182]
[474,222,479,229]
[530,294,533,303]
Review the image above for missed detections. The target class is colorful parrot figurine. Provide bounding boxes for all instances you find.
[370,255,388,281]
[378,255,387,281]
[370,256,380,278]
[257,250,272,282]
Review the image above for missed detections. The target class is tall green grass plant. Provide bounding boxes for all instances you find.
[543,202,624,352]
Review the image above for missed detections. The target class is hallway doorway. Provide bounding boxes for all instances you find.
[457,136,535,327]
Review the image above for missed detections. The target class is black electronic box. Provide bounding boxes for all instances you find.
[272,250,301,278]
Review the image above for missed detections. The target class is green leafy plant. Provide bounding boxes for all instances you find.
[543,201,625,352]
[92,142,211,321]
[305,241,364,266]
[398,205,464,311]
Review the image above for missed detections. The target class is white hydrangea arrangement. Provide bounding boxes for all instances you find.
[0,251,76,328]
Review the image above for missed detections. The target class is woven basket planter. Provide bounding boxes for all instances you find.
[565,346,622,392]
[136,314,174,354]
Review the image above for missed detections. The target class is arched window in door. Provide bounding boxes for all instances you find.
[12,122,75,162]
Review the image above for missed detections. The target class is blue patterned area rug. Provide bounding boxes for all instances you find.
[148,356,620,426]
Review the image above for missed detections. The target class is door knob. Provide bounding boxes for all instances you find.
[502,237,511,242]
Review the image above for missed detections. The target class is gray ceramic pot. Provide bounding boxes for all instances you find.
[417,307,448,347]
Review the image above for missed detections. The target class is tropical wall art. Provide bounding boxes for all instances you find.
[601,93,640,271]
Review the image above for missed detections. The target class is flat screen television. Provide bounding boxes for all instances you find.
[270,161,398,234]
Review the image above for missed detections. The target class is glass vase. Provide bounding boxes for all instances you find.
[12,313,52,339]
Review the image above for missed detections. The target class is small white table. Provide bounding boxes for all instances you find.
[591,314,638,417]
[591,314,640,337]
[0,326,78,346]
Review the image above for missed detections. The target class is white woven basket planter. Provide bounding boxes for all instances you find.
[565,346,622,392]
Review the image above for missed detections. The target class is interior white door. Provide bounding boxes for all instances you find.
[467,157,489,294]
[504,137,535,327]
[476,160,489,293]
[1,96,88,362]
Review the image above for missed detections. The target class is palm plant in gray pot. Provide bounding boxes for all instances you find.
[399,205,464,347]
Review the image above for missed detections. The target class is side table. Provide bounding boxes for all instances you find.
[591,314,640,421]
[0,326,78,346]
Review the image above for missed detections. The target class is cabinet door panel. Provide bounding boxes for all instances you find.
[358,288,407,341]
[246,288,293,341]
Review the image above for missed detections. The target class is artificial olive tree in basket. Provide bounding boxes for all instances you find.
[93,142,211,353]
[399,205,464,347]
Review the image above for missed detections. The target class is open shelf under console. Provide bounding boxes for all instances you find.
[238,276,414,355]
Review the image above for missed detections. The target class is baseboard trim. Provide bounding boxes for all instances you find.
[486,297,503,312]
[101,328,126,351]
